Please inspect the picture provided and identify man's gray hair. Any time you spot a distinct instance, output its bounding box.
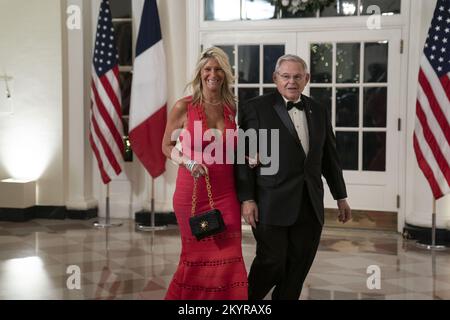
[274,54,308,73]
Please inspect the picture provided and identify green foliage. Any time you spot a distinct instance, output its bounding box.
[276,0,335,15]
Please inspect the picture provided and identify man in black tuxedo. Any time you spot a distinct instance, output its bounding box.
[236,54,351,300]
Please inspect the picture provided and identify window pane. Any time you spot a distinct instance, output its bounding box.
[110,0,131,18]
[310,87,332,116]
[336,88,359,127]
[217,45,236,75]
[243,0,276,20]
[113,21,132,66]
[205,0,241,21]
[310,43,332,83]
[238,45,260,83]
[263,87,277,95]
[364,42,388,83]
[336,43,360,83]
[238,88,260,105]
[363,132,386,171]
[336,132,358,170]
[320,0,358,17]
[360,0,401,15]
[263,45,285,83]
[278,0,316,18]
[119,72,132,116]
[363,87,387,128]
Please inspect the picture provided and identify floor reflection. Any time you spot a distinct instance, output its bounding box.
[0,219,449,300]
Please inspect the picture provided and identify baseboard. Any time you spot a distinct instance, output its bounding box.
[324,208,397,231]
[0,207,36,222]
[134,210,177,226]
[1,206,403,234]
[0,206,98,222]
[34,206,67,219]
[403,223,450,245]
[66,208,98,220]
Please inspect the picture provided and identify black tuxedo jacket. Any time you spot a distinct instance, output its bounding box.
[235,91,347,226]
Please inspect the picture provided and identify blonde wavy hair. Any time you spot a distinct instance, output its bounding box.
[187,47,236,108]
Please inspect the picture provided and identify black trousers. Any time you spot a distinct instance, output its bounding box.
[248,188,323,300]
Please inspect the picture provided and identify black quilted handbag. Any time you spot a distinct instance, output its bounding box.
[189,174,226,240]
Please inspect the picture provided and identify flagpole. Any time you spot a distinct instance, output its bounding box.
[136,177,167,232]
[416,198,446,250]
[129,0,168,232]
[94,183,123,228]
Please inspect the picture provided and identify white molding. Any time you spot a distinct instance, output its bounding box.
[396,1,413,233]
[65,0,97,211]
[201,30,297,44]
[200,16,407,32]
[187,0,200,82]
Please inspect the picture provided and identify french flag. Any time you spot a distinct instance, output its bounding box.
[129,0,167,178]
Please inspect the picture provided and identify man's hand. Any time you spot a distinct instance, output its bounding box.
[337,199,351,223]
[241,200,258,228]
[245,154,260,169]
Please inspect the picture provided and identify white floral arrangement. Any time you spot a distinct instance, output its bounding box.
[278,0,334,15]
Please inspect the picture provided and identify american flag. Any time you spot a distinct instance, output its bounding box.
[414,0,450,199]
[90,0,125,184]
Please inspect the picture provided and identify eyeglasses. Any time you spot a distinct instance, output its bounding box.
[277,73,306,82]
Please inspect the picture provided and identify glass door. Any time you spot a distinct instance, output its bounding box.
[298,29,402,211]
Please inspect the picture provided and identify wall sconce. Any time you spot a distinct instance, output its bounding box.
[0,178,36,209]
[0,74,13,114]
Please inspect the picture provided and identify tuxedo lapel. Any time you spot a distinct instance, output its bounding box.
[272,93,303,149]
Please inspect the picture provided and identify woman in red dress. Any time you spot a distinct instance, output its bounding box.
[161,47,248,300]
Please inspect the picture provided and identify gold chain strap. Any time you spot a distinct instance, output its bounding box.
[191,174,215,217]
[205,175,215,210]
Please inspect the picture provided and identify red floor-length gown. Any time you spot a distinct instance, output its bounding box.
[165,97,248,300]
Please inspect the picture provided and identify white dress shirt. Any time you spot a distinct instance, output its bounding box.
[282,96,309,155]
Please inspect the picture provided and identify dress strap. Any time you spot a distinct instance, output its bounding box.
[185,96,198,122]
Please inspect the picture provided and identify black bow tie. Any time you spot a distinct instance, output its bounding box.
[286,100,304,111]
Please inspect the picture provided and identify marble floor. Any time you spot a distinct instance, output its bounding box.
[0,218,449,300]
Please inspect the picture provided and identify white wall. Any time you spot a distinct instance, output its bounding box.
[0,0,63,205]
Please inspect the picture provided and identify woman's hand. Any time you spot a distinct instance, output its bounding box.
[191,163,209,178]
